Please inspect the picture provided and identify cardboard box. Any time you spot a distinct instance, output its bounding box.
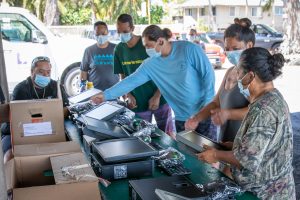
[5,141,101,200]
[51,152,98,184]
[10,99,65,146]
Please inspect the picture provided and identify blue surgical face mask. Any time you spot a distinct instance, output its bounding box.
[95,35,109,45]
[226,50,243,66]
[237,73,250,99]
[120,33,132,43]
[146,48,161,58]
[34,74,50,88]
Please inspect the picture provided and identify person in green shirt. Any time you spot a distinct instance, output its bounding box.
[114,14,173,135]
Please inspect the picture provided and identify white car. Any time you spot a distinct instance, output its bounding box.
[0,5,95,96]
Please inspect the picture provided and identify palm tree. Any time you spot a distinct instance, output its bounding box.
[263,0,300,55]
[208,0,217,32]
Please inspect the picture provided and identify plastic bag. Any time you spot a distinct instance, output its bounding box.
[68,100,95,115]
[196,177,244,200]
[152,147,186,167]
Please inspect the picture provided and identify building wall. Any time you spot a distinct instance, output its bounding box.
[183,5,283,32]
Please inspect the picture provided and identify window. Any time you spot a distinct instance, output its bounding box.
[251,7,258,17]
[187,8,192,16]
[201,7,205,16]
[255,25,269,36]
[212,6,216,16]
[275,6,283,15]
[229,7,235,16]
[0,13,41,42]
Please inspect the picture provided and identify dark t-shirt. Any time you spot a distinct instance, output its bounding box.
[80,42,119,91]
[12,76,69,106]
[114,37,167,112]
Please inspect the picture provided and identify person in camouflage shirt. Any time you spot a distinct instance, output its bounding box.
[198,47,295,200]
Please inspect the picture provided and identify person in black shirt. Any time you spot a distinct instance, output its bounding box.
[1,56,69,163]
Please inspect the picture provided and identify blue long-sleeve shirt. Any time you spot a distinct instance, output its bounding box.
[105,41,215,121]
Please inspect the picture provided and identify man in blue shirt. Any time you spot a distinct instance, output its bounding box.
[92,25,215,138]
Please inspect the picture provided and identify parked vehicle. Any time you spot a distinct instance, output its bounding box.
[0,5,95,96]
[182,33,226,69]
[207,24,283,52]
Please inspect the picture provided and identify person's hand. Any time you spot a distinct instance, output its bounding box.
[148,94,160,111]
[210,108,229,126]
[197,145,218,164]
[79,80,87,93]
[127,93,137,109]
[220,141,233,150]
[185,116,199,130]
[91,93,105,104]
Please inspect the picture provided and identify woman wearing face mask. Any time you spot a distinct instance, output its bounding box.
[80,21,119,92]
[92,25,215,137]
[185,19,255,143]
[198,47,296,199]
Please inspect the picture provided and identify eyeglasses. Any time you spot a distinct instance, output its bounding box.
[31,56,50,68]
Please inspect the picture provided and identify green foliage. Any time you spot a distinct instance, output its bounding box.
[151,5,165,24]
[59,2,92,25]
[197,18,210,32]
[135,5,165,24]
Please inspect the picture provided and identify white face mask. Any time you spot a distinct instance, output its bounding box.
[120,33,132,43]
[237,73,251,99]
[95,35,109,45]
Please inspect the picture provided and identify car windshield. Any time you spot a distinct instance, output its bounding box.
[262,24,278,34]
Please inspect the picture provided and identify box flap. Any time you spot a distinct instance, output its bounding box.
[13,141,81,157]
[10,99,65,146]
[0,103,9,123]
[5,159,16,190]
[13,182,101,200]
[50,152,98,184]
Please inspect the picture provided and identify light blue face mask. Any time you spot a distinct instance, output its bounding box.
[237,73,250,99]
[226,50,243,66]
[120,33,132,43]
[95,35,109,45]
[34,74,50,88]
[146,47,161,58]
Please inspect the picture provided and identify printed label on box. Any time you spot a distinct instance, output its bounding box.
[114,165,127,179]
[23,121,53,137]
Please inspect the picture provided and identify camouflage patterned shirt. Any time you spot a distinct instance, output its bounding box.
[232,89,296,200]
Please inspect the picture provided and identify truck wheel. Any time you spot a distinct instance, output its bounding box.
[61,63,81,97]
[271,43,281,54]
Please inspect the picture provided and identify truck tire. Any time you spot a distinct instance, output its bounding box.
[61,63,81,97]
[271,43,281,54]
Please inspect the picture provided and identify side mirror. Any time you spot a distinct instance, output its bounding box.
[32,30,48,44]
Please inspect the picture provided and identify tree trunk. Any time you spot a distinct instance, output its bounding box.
[43,0,60,25]
[281,0,300,56]
[208,0,217,32]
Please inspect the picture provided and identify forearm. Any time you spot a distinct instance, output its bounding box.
[80,71,88,81]
[194,101,218,122]
[226,107,248,121]
[215,150,241,169]
[104,70,149,100]
[153,89,161,98]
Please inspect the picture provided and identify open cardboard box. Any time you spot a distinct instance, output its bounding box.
[5,141,101,200]
[10,98,66,146]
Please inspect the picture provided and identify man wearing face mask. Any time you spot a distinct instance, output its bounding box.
[80,21,119,91]
[1,56,69,163]
[189,29,205,50]
[113,14,173,135]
